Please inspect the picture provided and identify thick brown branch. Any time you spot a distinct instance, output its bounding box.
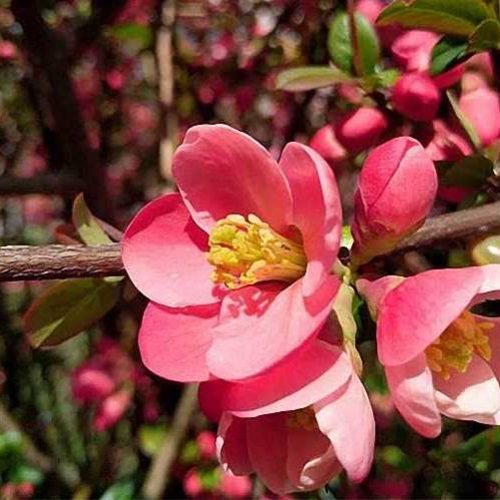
[0,244,124,281]
[0,201,498,281]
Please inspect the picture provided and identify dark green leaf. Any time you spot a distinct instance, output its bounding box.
[377,0,495,37]
[438,155,494,188]
[469,18,500,51]
[72,194,113,246]
[430,36,469,75]
[327,11,380,76]
[275,66,352,91]
[108,23,153,49]
[25,278,120,348]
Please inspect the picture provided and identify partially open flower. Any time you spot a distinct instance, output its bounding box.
[200,334,374,494]
[392,73,441,122]
[123,125,343,382]
[391,30,439,73]
[351,137,437,265]
[358,265,500,437]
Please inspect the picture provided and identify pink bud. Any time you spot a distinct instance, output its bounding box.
[93,390,131,431]
[459,87,500,147]
[334,107,388,154]
[352,137,437,264]
[184,469,204,497]
[0,41,17,60]
[195,430,217,460]
[391,30,438,72]
[219,472,252,498]
[71,366,115,404]
[355,0,384,25]
[309,125,346,168]
[392,73,441,122]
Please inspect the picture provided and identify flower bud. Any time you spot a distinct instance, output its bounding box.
[459,87,500,147]
[392,73,441,122]
[391,30,438,72]
[309,125,346,169]
[334,107,388,154]
[352,137,437,264]
[471,235,500,265]
[93,390,131,431]
[71,366,115,404]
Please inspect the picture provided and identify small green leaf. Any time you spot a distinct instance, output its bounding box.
[446,90,481,149]
[275,66,351,91]
[363,68,401,90]
[377,0,495,37]
[108,23,153,49]
[100,481,135,500]
[72,194,112,246]
[430,36,469,75]
[138,425,168,457]
[469,18,500,51]
[328,11,380,76]
[8,464,44,485]
[25,278,120,348]
[438,155,494,188]
[0,432,23,458]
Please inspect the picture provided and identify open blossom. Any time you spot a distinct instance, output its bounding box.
[358,265,500,437]
[199,336,375,494]
[351,137,437,264]
[122,125,343,382]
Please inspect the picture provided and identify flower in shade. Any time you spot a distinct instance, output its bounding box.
[199,333,375,494]
[358,265,500,437]
[122,124,343,382]
[351,137,437,265]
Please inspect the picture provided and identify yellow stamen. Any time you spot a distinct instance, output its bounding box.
[425,310,494,380]
[207,214,307,289]
[286,407,317,431]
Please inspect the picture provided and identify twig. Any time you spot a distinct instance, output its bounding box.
[141,384,198,499]
[0,174,83,197]
[0,201,497,281]
[0,401,53,472]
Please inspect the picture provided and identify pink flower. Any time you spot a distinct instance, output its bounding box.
[309,125,346,169]
[93,390,132,432]
[199,337,375,494]
[355,0,384,25]
[122,125,343,382]
[334,107,388,154]
[351,137,437,264]
[358,265,500,437]
[392,73,441,122]
[391,30,439,73]
[0,41,17,60]
[219,472,252,498]
[459,87,500,147]
[184,468,204,497]
[196,430,217,460]
[71,366,115,403]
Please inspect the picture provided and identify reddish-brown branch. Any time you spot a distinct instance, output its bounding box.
[0,201,498,282]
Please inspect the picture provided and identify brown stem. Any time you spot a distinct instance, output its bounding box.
[0,174,83,197]
[0,201,498,281]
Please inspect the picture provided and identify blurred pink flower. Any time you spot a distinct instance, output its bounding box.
[309,125,346,169]
[196,430,217,461]
[219,472,252,498]
[0,40,17,60]
[351,137,437,264]
[358,265,500,437]
[183,468,204,497]
[391,73,441,122]
[93,390,132,432]
[334,107,388,154]
[72,366,115,404]
[391,30,439,73]
[123,124,343,382]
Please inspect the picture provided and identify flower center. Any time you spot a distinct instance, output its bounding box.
[207,214,307,289]
[286,407,317,431]
[425,311,494,380]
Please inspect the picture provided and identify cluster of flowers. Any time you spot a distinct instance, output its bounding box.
[120,120,500,493]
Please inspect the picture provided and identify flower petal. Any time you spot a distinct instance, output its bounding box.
[279,143,342,296]
[246,413,293,495]
[173,124,293,234]
[314,375,375,482]
[198,341,352,419]
[207,277,340,380]
[139,302,218,382]
[434,354,500,424]
[217,413,254,476]
[122,193,223,308]
[385,354,441,438]
[378,267,484,366]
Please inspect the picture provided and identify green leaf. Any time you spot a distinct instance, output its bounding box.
[438,155,494,188]
[377,0,495,37]
[469,18,500,51]
[72,194,113,246]
[430,36,469,75]
[8,464,44,485]
[275,66,351,91]
[138,425,167,457]
[446,90,481,149]
[363,68,401,90]
[108,23,153,49]
[25,278,120,348]
[0,432,23,458]
[327,11,380,76]
[100,481,135,500]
